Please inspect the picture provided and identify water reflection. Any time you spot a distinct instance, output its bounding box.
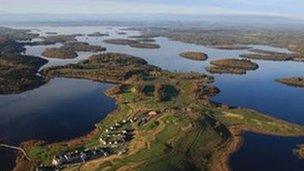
[0,78,116,144]
[2,26,303,171]
[231,133,304,171]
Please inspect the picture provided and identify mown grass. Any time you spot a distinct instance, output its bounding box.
[24,69,304,171]
[216,108,304,136]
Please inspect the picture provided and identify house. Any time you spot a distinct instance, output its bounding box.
[52,157,62,166]
[52,147,109,167]
[80,152,87,162]
[115,122,121,127]
[99,138,107,145]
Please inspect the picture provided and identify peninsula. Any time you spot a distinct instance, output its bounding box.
[13,53,304,171]
[63,41,106,52]
[42,41,106,59]
[0,53,48,94]
[42,47,78,59]
[240,49,293,61]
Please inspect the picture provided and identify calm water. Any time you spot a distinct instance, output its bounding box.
[0,78,116,170]
[231,133,304,171]
[0,26,303,170]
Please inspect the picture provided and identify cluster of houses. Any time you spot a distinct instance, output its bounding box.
[43,112,158,170]
[99,117,137,147]
[51,147,109,167]
[49,117,139,169]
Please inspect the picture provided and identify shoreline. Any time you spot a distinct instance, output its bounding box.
[1,27,304,170]
[12,89,304,171]
[211,126,244,171]
[215,123,304,171]
[9,53,304,170]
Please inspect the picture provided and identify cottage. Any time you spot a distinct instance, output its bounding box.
[103,151,109,156]
[52,147,109,167]
[52,157,62,166]
[115,122,122,127]
[99,138,107,145]
[80,152,87,162]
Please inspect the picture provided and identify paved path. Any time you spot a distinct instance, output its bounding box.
[0,143,31,161]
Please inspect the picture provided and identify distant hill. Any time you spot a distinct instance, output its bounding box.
[0,13,304,28]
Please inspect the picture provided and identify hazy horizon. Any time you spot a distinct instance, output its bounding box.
[1,0,304,20]
[1,13,303,29]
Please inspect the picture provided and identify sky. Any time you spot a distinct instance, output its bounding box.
[1,0,304,19]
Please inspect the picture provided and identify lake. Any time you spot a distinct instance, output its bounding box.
[0,26,303,170]
[230,133,304,171]
[0,78,116,170]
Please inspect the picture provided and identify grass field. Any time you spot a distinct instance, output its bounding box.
[16,56,304,171]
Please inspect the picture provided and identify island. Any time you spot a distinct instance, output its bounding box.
[128,35,159,39]
[42,47,78,59]
[207,58,259,74]
[140,27,304,62]
[63,41,106,52]
[136,38,156,43]
[45,32,57,35]
[103,39,139,45]
[103,39,160,49]
[117,32,127,35]
[71,33,85,37]
[40,35,77,45]
[129,43,160,49]
[87,32,109,37]
[13,53,304,171]
[179,51,208,61]
[0,53,48,94]
[275,77,304,87]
